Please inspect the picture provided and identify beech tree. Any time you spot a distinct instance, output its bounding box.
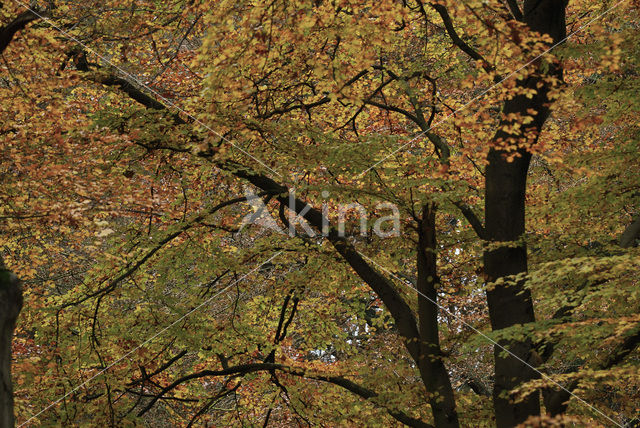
[1,6,39,426]
[1,0,639,427]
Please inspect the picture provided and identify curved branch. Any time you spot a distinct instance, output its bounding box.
[364,99,422,124]
[71,50,185,118]
[257,68,371,119]
[63,192,277,307]
[232,166,423,362]
[363,99,451,160]
[0,8,41,55]
[127,349,188,387]
[138,362,432,427]
[429,3,497,78]
[452,201,487,240]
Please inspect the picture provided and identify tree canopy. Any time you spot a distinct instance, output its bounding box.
[1,0,639,427]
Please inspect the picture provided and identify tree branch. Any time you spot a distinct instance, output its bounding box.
[363,99,451,160]
[504,0,524,21]
[127,349,188,387]
[416,203,459,425]
[257,68,370,119]
[231,166,423,361]
[62,192,277,307]
[138,362,433,427]
[71,50,184,117]
[364,99,422,125]
[619,215,640,248]
[452,202,487,240]
[0,8,41,55]
[543,323,640,416]
[429,3,498,79]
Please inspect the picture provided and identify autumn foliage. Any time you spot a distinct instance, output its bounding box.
[1,0,639,427]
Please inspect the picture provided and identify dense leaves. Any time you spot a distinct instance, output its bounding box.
[1,0,639,427]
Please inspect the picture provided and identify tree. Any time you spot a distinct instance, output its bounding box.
[0,260,22,428]
[2,0,639,427]
[1,5,41,426]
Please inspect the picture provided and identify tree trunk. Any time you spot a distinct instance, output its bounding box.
[0,258,22,428]
[484,1,567,426]
[484,149,540,427]
[619,215,640,248]
[417,203,459,428]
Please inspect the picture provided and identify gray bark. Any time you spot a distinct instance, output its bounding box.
[619,216,640,248]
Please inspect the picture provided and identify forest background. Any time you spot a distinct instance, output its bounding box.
[1,0,640,427]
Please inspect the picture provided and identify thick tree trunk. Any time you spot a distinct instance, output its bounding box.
[417,203,459,428]
[1,10,38,425]
[484,149,541,426]
[484,1,567,426]
[0,258,22,428]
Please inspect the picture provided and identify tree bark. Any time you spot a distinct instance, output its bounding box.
[0,9,39,55]
[234,169,459,426]
[619,215,640,248]
[417,203,459,428]
[0,258,22,428]
[483,1,567,426]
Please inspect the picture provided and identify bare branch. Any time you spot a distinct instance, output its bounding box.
[138,362,433,428]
